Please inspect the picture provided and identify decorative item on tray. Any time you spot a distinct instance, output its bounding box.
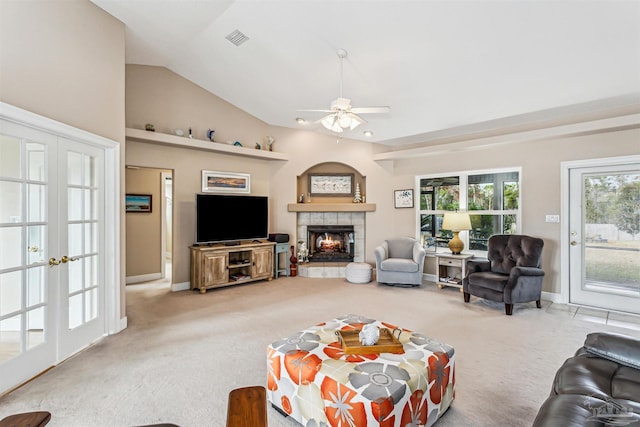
[206,128,215,141]
[359,323,379,345]
[336,327,404,355]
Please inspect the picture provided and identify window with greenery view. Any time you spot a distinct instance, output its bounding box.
[418,169,520,252]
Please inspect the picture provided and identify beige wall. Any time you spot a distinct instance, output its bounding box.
[125,168,170,278]
[124,66,638,299]
[0,0,126,317]
[0,0,125,143]
[393,128,640,294]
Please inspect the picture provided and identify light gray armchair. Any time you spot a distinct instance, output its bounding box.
[374,237,426,287]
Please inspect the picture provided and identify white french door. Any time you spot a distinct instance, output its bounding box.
[0,113,111,394]
[567,157,640,314]
[0,121,58,394]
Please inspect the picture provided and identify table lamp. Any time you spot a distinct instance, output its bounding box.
[442,212,471,254]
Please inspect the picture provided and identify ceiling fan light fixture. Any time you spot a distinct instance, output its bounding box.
[321,114,343,133]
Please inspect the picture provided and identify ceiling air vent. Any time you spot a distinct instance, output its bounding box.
[225,30,249,46]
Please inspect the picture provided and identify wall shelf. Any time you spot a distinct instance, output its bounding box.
[125,128,289,161]
[287,203,376,212]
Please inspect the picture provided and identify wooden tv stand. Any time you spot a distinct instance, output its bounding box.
[190,241,275,293]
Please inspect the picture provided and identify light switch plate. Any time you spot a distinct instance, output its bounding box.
[545,214,560,223]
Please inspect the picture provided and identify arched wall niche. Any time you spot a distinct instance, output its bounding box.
[296,161,366,203]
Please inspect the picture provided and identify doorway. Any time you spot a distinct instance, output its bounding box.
[563,156,640,314]
[125,167,173,287]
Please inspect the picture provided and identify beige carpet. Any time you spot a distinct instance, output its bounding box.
[1,277,638,426]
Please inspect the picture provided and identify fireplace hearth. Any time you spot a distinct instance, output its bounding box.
[307,225,354,263]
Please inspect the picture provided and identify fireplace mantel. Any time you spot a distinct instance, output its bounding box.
[287,203,376,212]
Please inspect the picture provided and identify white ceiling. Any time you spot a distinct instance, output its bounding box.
[91,0,640,146]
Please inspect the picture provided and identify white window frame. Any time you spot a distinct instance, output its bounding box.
[415,167,522,256]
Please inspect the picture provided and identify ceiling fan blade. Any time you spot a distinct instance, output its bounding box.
[351,106,391,114]
[297,109,335,113]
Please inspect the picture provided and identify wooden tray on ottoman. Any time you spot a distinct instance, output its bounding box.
[336,328,404,355]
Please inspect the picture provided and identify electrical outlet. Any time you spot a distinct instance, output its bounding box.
[545,214,560,223]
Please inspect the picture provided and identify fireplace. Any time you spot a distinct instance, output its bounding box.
[307,225,354,263]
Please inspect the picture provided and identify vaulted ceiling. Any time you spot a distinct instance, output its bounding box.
[91,0,640,146]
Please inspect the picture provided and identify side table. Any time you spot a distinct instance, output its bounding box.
[435,252,474,291]
[274,242,290,278]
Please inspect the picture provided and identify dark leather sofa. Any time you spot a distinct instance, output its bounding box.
[533,332,640,426]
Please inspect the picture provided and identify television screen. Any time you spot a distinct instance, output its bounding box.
[196,194,268,244]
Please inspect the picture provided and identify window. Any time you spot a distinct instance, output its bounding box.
[417,169,520,253]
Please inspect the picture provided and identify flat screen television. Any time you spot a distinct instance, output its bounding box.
[196,194,268,244]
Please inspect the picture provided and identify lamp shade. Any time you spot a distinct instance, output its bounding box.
[442,212,471,232]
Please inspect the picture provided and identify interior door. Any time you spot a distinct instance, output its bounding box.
[57,139,106,358]
[568,160,640,314]
[0,120,58,393]
[0,119,108,393]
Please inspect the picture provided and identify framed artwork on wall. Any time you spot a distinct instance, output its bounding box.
[394,189,414,208]
[309,173,355,196]
[202,170,251,193]
[125,194,152,213]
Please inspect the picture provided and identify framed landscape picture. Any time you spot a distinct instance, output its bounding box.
[125,194,152,213]
[202,170,251,193]
[309,173,354,196]
[394,189,414,208]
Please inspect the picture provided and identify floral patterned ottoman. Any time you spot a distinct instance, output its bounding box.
[266,315,455,427]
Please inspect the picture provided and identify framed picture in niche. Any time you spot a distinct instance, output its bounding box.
[309,173,354,196]
[202,170,251,194]
[394,189,414,208]
[125,194,152,213]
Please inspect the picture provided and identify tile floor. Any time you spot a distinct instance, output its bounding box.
[545,302,640,331]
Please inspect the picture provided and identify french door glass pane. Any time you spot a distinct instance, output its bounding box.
[26,225,45,265]
[26,143,45,182]
[68,294,82,330]
[583,173,640,293]
[26,267,45,306]
[27,184,46,222]
[68,188,83,221]
[68,259,82,294]
[26,307,45,351]
[0,181,22,222]
[0,315,21,360]
[0,270,22,316]
[67,152,83,186]
[0,136,21,179]
[85,256,98,287]
[0,227,22,270]
[68,224,83,257]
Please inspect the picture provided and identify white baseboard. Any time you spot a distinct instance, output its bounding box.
[126,273,162,284]
[171,281,190,292]
[119,316,128,332]
[541,291,564,303]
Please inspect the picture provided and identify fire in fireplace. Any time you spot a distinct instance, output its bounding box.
[307,225,354,262]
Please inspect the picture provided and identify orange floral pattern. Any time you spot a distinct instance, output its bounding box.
[267,348,281,391]
[428,352,451,405]
[284,350,322,385]
[321,377,367,427]
[400,389,427,426]
[266,316,455,427]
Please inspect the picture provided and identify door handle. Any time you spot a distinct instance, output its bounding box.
[49,257,60,267]
[61,255,79,263]
[570,241,579,246]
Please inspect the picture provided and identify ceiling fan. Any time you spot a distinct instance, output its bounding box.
[300,48,390,133]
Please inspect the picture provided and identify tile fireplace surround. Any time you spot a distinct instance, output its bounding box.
[296,211,365,278]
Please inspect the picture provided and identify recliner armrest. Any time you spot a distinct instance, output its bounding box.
[509,266,545,279]
[466,259,490,274]
[584,332,640,370]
